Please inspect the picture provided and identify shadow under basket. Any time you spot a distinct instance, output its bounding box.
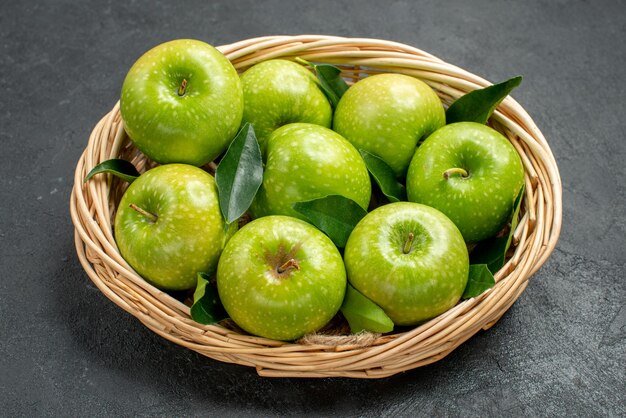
[70,35,562,378]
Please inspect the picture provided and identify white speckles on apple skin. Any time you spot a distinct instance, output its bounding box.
[333,73,445,177]
[406,122,525,242]
[114,164,226,290]
[240,60,332,153]
[120,39,243,166]
[250,123,371,220]
[344,202,469,326]
[216,216,347,341]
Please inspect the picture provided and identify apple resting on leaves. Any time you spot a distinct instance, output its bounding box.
[240,59,333,152]
[120,39,243,166]
[344,202,469,326]
[250,123,371,220]
[217,216,347,341]
[333,73,445,177]
[406,122,525,242]
[114,164,226,290]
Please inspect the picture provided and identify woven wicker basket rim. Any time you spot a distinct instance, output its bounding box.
[70,35,562,378]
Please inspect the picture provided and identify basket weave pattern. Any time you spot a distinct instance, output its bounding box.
[70,35,562,378]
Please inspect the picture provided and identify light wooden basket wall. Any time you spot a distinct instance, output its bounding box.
[70,35,562,378]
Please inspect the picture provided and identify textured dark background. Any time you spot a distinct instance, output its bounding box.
[1,0,625,416]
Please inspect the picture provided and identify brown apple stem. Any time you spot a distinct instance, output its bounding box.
[178,78,188,96]
[443,167,469,180]
[277,258,300,274]
[403,232,415,254]
[129,203,158,223]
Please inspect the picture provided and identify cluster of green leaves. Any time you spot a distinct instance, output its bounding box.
[84,63,524,332]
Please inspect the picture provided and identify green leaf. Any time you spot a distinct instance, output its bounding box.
[359,150,407,202]
[292,195,367,248]
[341,284,394,334]
[471,235,508,274]
[215,123,264,224]
[190,273,228,325]
[84,159,139,183]
[296,58,349,108]
[462,264,496,299]
[470,185,525,273]
[446,76,523,125]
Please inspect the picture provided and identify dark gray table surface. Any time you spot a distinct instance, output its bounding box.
[1,0,624,416]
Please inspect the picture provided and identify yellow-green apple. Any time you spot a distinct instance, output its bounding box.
[333,73,445,177]
[343,202,469,325]
[240,59,332,152]
[251,123,371,220]
[120,39,243,166]
[406,122,525,242]
[114,164,226,290]
[217,215,346,341]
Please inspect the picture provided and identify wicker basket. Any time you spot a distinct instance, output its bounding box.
[70,35,562,378]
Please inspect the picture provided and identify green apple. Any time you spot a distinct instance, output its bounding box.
[250,123,371,220]
[217,216,346,341]
[333,73,445,177]
[344,202,469,325]
[406,122,525,242]
[240,59,332,152]
[114,164,226,290]
[120,39,243,166]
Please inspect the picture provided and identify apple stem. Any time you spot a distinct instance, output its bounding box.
[178,78,188,96]
[277,258,300,274]
[129,203,158,223]
[443,167,469,179]
[403,232,415,254]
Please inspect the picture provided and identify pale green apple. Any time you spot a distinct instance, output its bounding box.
[240,59,332,152]
[120,39,243,166]
[344,202,469,325]
[217,216,346,341]
[114,164,226,290]
[333,73,445,177]
[406,122,525,242]
[250,123,371,219]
